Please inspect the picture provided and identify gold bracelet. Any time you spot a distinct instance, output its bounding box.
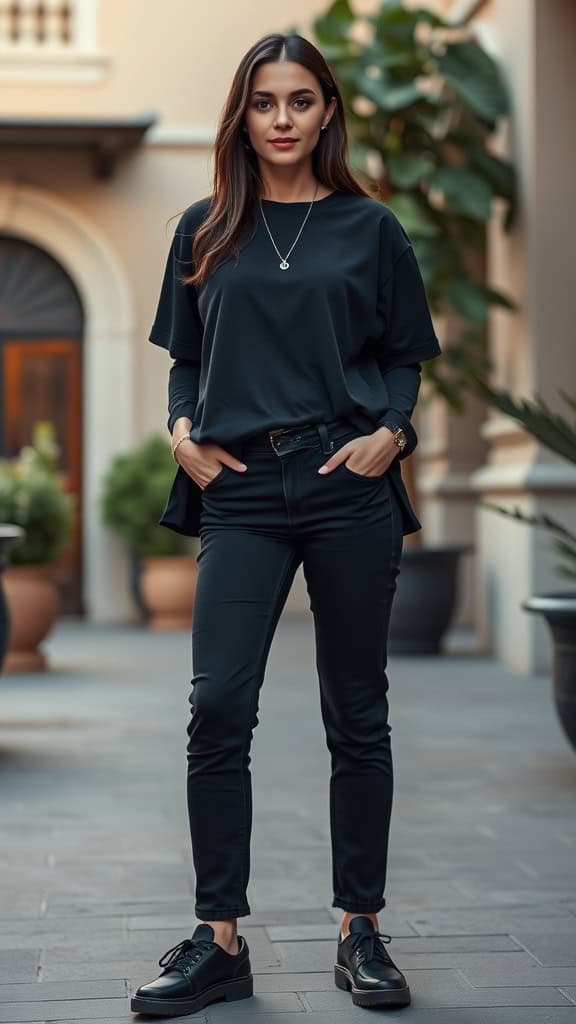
[171,432,192,461]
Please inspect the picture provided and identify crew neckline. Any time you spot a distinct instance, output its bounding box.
[260,189,340,206]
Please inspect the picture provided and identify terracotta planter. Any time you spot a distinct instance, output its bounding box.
[139,554,198,630]
[3,563,60,672]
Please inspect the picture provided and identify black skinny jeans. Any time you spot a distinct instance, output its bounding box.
[186,418,404,920]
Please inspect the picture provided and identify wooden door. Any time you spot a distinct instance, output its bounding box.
[2,338,83,615]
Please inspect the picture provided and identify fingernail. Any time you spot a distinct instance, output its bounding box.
[318,466,327,474]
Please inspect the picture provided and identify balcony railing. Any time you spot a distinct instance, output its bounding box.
[0,1,75,49]
[0,0,107,81]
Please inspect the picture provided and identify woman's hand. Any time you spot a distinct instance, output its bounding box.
[173,438,247,490]
[318,427,399,477]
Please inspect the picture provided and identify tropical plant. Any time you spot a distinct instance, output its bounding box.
[100,435,190,558]
[472,379,576,581]
[0,422,75,565]
[302,0,518,412]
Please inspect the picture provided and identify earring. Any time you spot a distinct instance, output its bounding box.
[321,124,328,131]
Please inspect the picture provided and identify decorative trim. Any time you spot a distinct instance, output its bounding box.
[419,472,479,497]
[0,179,136,623]
[0,50,110,83]
[146,125,216,148]
[480,415,530,443]
[469,462,576,494]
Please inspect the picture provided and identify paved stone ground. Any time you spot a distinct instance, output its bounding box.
[1,618,576,1023]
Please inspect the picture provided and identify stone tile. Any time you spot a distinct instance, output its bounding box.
[250,971,333,992]
[2,622,576,1024]
[408,906,576,936]
[304,975,573,1010]
[456,956,576,988]
[265,919,417,942]
[510,930,576,966]
[41,961,157,983]
[203,1012,576,1024]
[206,992,303,1018]
[0,1000,126,1022]
[0,981,125,1001]
[0,950,41,983]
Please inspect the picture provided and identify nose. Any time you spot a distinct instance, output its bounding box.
[274,107,293,128]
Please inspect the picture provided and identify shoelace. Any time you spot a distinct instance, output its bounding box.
[158,937,215,973]
[346,930,393,966]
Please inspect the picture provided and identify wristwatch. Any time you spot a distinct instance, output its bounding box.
[385,422,408,454]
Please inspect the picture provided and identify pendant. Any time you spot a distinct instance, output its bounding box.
[279,259,289,270]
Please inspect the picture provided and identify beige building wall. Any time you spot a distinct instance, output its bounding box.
[0,0,340,621]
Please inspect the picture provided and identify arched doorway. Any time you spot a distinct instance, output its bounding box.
[0,235,84,614]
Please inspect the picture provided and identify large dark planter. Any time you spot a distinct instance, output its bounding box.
[0,525,25,673]
[388,544,474,655]
[522,593,576,752]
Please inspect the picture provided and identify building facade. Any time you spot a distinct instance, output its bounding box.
[1,0,575,672]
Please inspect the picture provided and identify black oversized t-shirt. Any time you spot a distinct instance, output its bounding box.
[148,190,441,450]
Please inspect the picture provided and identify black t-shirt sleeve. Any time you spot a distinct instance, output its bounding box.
[148,210,204,361]
[377,214,442,373]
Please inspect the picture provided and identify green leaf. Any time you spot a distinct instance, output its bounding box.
[466,143,516,201]
[371,0,445,48]
[443,276,491,322]
[437,41,510,122]
[386,151,435,187]
[472,382,576,465]
[356,73,424,111]
[312,0,355,44]
[384,193,440,237]
[429,165,493,221]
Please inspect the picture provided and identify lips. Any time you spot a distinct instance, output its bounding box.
[270,138,298,144]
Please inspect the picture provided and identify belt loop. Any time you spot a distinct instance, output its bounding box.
[317,422,334,455]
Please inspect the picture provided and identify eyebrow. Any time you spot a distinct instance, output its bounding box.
[251,88,317,98]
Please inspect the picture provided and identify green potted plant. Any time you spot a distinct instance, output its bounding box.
[473,380,576,752]
[100,435,197,630]
[303,0,517,653]
[0,422,75,672]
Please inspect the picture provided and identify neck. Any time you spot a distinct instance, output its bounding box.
[258,166,321,203]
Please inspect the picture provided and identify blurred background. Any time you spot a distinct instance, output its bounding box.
[0,0,575,681]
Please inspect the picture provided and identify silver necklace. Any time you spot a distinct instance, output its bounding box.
[258,181,320,270]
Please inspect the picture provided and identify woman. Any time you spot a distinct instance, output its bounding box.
[131,31,441,1018]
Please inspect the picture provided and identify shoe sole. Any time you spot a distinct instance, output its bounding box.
[334,964,411,1008]
[130,973,254,1017]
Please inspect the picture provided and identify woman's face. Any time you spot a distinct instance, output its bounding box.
[244,60,336,169]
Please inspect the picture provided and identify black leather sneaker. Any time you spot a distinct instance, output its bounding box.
[334,915,411,1008]
[130,923,253,1017]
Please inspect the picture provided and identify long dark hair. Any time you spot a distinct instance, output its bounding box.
[182,32,372,287]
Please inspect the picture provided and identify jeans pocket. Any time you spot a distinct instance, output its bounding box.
[203,464,228,491]
[330,432,386,482]
[340,461,386,482]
